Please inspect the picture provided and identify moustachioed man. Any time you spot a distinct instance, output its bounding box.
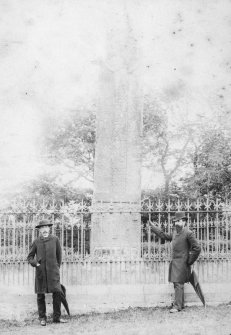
[27,219,67,326]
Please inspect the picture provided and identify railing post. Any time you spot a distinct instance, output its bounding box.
[148,199,151,259]
[81,199,84,259]
[225,199,229,256]
[12,220,14,261]
[206,198,210,259]
[52,209,55,236]
[3,216,6,262]
[23,214,26,261]
[141,199,144,258]
[71,216,74,262]
[0,217,2,262]
[186,199,190,228]
[61,213,64,262]
[196,198,201,253]
[215,199,219,256]
[157,199,161,261]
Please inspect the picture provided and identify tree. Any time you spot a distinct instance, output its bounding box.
[42,97,194,196]
[19,172,93,203]
[143,96,193,194]
[40,97,231,200]
[181,127,231,199]
[42,110,96,183]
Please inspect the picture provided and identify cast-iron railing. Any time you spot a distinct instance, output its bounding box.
[0,198,231,262]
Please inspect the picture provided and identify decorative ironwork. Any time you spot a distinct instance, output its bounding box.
[0,197,231,262]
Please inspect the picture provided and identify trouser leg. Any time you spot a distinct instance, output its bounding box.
[53,291,61,321]
[173,282,184,310]
[37,294,46,320]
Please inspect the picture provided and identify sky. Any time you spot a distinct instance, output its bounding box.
[0,0,231,196]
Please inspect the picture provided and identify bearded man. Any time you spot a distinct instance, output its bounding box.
[150,212,201,313]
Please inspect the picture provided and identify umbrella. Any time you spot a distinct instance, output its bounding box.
[60,284,70,316]
[189,270,206,306]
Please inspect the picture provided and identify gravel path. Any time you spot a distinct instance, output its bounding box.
[1,304,230,335]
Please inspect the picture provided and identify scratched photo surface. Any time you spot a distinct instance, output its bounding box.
[0,1,231,334]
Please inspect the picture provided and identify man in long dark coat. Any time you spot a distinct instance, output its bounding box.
[27,219,67,326]
[150,211,201,313]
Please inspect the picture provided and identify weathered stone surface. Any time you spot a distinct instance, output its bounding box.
[91,14,143,257]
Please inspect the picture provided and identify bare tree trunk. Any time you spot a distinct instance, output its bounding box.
[164,177,170,194]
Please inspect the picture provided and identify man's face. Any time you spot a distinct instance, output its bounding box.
[175,219,185,228]
[39,225,50,238]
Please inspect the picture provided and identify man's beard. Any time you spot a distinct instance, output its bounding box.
[175,223,184,228]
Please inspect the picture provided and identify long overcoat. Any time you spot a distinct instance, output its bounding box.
[27,235,62,294]
[151,225,201,283]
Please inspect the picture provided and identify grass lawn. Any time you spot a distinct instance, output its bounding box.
[1,304,230,335]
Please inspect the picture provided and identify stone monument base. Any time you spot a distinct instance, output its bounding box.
[91,201,141,259]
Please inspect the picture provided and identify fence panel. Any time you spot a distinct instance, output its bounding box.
[141,198,231,261]
[0,198,231,286]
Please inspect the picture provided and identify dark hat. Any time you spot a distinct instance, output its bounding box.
[35,219,53,229]
[172,211,188,222]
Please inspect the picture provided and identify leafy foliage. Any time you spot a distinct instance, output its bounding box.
[43,110,96,182]
[24,100,231,201]
[181,128,231,199]
[143,96,193,194]
[20,172,93,203]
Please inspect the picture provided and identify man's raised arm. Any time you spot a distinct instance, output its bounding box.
[149,221,172,241]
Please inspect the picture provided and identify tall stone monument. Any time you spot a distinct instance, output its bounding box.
[91,12,143,258]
